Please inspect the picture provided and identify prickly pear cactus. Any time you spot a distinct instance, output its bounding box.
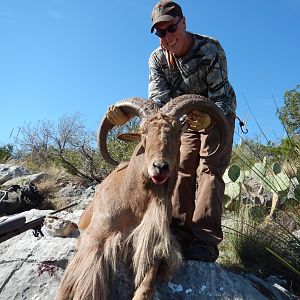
[264,162,291,219]
[223,164,243,209]
[263,169,290,194]
[223,164,244,184]
[228,164,241,182]
[225,181,240,200]
[251,157,267,180]
[272,162,281,175]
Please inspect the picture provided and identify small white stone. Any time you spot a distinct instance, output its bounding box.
[168,282,184,293]
[200,285,207,291]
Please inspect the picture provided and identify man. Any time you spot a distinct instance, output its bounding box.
[107,0,236,262]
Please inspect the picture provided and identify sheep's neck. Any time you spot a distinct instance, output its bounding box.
[121,165,175,222]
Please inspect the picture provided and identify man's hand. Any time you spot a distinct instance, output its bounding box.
[106,105,130,126]
[187,109,212,131]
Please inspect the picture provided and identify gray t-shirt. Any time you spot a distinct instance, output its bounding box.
[148,33,236,115]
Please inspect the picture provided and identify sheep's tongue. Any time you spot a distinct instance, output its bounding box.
[151,175,167,184]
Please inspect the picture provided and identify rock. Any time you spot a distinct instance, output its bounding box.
[44,216,78,237]
[287,177,299,200]
[0,209,78,300]
[0,164,30,185]
[293,229,300,240]
[2,172,46,187]
[0,209,297,300]
[55,184,86,198]
[155,262,294,299]
[243,176,264,195]
[76,185,95,209]
[53,185,95,211]
[109,261,296,300]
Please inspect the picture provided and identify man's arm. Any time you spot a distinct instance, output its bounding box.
[148,50,172,107]
[205,43,236,116]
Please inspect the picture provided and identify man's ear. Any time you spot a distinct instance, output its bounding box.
[117,133,141,142]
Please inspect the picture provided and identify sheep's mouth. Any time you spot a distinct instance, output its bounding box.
[151,175,168,184]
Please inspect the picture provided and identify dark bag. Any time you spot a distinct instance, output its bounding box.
[0,183,43,215]
[20,183,43,210]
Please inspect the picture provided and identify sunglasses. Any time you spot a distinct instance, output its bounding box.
[154,18,182,38]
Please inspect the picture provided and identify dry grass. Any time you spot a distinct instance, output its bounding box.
[220,204,300,296]
[45,196,74,210]
[1,158,82,210]
[33,167,80,210]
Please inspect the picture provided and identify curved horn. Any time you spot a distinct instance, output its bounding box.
[98,97,159,166]
[162,94,231,158]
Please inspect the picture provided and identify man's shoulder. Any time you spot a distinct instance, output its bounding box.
[191,33,225,58]
[149,46,167,66]
[193,33,223,49]
[149,46,164,59]
[193,33,218,42]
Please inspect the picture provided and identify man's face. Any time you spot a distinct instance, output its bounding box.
[155,16,187,57]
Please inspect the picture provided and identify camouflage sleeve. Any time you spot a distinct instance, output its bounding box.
[206,43,236,115]
[148,51,171,108]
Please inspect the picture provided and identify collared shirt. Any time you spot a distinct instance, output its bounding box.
[148,33,236,115]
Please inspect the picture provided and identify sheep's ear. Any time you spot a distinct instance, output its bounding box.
[117,133,141,142]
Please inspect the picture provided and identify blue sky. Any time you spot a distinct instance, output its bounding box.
[1,0,299,147]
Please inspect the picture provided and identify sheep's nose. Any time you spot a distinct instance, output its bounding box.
[153,161,169,172]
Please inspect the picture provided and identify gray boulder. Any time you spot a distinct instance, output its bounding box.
[2,172,46,187]
[0,164,30,185]
[154,262,294,299]
[0,209,297,300]
[54,185,95,210]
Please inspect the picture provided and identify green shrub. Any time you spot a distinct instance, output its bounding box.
[0,144,13,163]
[223,205,300,296]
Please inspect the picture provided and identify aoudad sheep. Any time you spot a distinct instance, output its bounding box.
[56,94,230,300]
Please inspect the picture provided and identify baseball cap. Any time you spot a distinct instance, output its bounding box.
[151,1,183,33]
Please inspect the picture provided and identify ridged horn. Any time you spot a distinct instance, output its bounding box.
[98,97,159,166]
[162,94,231,158]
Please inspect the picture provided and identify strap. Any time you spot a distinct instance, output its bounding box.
[232,113,248,134]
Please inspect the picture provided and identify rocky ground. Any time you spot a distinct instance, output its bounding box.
[0,163,298,299]
[1,209,296,300]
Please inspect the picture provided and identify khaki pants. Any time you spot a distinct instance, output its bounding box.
[171,116,235,259]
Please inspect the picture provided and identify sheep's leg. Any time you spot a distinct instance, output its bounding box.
[57,223,123,300]
[132,264,159,300]
[78,199,95,229]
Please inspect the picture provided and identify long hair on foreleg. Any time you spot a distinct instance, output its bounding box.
[56,231,122,300]
[125,199,182,287]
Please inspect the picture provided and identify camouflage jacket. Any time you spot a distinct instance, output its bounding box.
[148,33,236,115]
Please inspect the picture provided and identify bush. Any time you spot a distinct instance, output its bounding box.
[0,144,13,163]
[13,114,141,183]
[222,204,300,296]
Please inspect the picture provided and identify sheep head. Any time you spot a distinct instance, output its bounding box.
[98,94,230,166]
[140,112,182,184]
